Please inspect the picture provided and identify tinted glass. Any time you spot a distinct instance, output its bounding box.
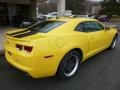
[28,21,65,33]
[83,21,104,32]
[75,21,104,32]
[75,23,84,31]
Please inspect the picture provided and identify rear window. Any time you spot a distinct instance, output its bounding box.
[28,21,65,33]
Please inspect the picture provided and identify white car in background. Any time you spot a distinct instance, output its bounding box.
[43,11,72,19]
[44,12,58,19]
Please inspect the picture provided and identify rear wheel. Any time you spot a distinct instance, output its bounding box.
[57,50,81,80]
[108,36,117,49]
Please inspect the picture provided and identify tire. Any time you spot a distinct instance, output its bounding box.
[108,36,117,49]
[57,50,81,80]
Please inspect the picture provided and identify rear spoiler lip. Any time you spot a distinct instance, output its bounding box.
[6,32,47,42]
[6,34,31,42]
[6,29,30,36]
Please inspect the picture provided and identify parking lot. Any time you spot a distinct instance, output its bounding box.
[0,33,119,90]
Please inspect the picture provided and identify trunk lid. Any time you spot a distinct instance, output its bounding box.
[6,29,46,41]
[6,29,46,50]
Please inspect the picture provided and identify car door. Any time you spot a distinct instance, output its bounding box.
[82,21,107,55]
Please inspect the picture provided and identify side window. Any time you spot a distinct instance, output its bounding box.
[92,22,105,30]
[75,21,104,32]
[75,23,84,31]
[83,21,104,32]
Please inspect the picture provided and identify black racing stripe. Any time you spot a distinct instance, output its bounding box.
[7,29,30,35]
[12,31,38,38]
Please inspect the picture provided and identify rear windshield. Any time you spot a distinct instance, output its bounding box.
[28,21,65,33]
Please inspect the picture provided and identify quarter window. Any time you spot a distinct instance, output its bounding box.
[28,21,65,33]
[75,21,104,32]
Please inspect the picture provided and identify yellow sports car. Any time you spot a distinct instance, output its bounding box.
[5,17,118,79]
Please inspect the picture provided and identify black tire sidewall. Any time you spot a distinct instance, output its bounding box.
[57,50,81,80]
[108,36,117,49]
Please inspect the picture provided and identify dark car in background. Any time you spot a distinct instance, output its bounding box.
[11,15,35,28]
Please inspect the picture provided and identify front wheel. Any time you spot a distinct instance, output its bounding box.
[108,36,117,49]
[57,50,81,80]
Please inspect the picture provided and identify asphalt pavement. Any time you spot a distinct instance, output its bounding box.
[0,34,120,90]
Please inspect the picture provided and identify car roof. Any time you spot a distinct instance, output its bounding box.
[49,17,98,22]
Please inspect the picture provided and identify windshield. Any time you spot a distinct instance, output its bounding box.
[28,21,65,33]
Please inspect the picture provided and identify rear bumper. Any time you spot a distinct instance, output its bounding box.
[5,51,36,78]
[5,50,60,78]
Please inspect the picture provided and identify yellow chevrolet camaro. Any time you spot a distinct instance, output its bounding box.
[5,17,118,79]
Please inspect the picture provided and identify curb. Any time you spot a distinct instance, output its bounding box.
[0,50,4,56]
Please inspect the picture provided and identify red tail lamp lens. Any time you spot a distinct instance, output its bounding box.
[24,46,33,52]
[16,44,22,50]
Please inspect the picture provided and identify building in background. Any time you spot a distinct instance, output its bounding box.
[0,0,37,26]
[0,0,102,26]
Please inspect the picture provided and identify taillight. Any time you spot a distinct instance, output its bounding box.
[24,46,33,52]
[16,44,33,53]
[16,44,22,50]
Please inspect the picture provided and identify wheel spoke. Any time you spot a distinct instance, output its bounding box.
[64,55,79,77]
